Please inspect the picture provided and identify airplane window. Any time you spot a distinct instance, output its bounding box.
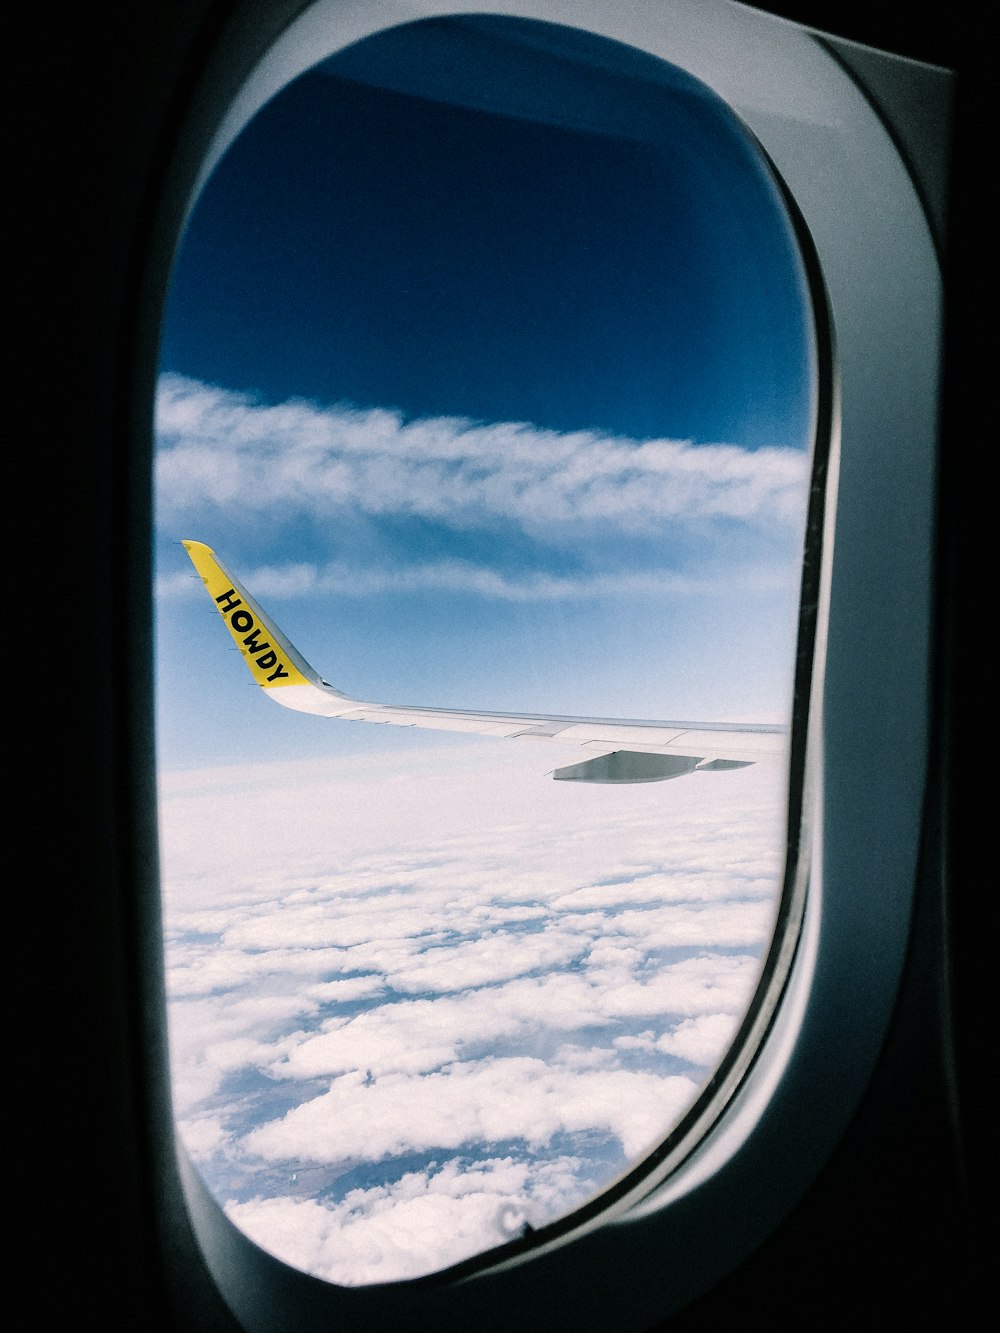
[155,14,816,1284]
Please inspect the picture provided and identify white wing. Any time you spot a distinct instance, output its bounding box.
[183,540,787,783]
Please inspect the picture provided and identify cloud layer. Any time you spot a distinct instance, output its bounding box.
[162,749,785,1282]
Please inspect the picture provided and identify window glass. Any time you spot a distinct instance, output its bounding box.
[156,14,815,1284]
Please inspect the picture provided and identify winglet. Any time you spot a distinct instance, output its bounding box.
[183,540,319,691]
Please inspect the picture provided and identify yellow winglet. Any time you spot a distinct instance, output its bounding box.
[183,540,314,689]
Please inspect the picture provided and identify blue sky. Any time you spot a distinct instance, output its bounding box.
[155,14,813,1282]
[155,14,813,771]
[160,15,810,445]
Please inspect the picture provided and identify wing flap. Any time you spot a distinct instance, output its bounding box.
[553,752,702,784]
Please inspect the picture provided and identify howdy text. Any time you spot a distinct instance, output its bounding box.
[215,588,291,683]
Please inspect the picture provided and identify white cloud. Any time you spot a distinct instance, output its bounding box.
[306,975,386,1005]
[263,951,760,1087]
[610,1013,746,1069]
[163,751,787,1282]
[591,953,762,1021]
[244,1057,698,1165]
[227,1154,588,1285]
[156,374,808,539]
[158,744,785,902]
[165,941,352,998]
[179,1115,230,1160]
[387,926,589,994]
[656,1012,742,1065]
[607,900,774,949]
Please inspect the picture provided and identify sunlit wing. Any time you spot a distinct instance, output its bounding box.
[183,540,787,783]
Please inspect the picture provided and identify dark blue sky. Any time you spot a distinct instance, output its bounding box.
[161,15,812,449]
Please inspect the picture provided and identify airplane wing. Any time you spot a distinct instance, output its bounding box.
[182,540,787,783]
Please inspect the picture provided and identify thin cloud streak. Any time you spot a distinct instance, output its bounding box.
[157,554,796,603]
[156,374,809,533]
